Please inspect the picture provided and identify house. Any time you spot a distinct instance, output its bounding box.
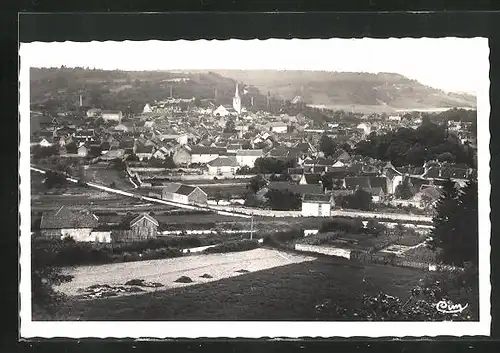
[112,213,159,243]
[213,105,238,117]
[39,206,99,241]
[74,129,96,143]
[143,103,153,114]
[114,123,131,132]
[134,143,154,161]
[301,193,332,217]
[267,182,323,197]
[86,108,102,118]
[102,110,123,122]
[77,143,88,157]
[172,145,192,166]
[39,138,53,147]
[207,157,240,176]
[190,146,226,165]
[382,166,404,194]
[299,173,323,186]
[161,183,208,205]
[152,147,171,160]
[267,122,288,134]
[412,186,442,209]
[101,148,126,161]
[235,149,263,168]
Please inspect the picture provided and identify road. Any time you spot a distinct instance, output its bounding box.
[30,165,433,223]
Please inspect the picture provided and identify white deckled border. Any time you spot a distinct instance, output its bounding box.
[19,38,491,338]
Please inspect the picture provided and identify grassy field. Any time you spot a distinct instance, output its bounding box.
[41,249,430,321]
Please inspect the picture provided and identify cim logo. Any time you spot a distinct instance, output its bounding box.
[436,300,469,314]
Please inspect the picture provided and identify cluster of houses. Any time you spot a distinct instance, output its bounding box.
[38,206,159,243]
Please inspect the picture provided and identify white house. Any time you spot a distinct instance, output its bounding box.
[235,149,263,168]
[86,108,102,118]
[207,157,240,176]
[77,144,88,157]
[301,194,332,217]
[102,110,123,122]
[143,103,153,113]
[268,122,288,134]
[213,105,231,117]
[388,115,402,122]
[162,183,208,205]
[39,138,53,147]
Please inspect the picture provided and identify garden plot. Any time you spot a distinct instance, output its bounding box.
[57,248,316,298]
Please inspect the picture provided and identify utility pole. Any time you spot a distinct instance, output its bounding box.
[250,214,254,240]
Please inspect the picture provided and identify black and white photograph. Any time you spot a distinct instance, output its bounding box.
[19,38,490,338]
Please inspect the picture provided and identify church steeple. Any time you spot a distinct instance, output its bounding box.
[232,82,241,115]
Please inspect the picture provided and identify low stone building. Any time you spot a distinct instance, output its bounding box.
[39,206,99,241]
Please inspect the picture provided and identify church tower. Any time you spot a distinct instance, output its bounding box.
[232,83,242,116]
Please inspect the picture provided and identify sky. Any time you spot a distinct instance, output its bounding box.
[20,38,488,94]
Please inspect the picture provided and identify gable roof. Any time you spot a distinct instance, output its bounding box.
[302,193,330,203]
[268,182,323,195]
[207,157,239,167]
[130,213,159,228]
[302,173,322,185]
[190,146,226,155]
[345,177,371,189]
[236,149,263,157]
[40,206,99,229]
[369,177,388,193]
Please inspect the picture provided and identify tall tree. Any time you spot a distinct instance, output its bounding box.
[452,180,479,267]
[429,179,461,265]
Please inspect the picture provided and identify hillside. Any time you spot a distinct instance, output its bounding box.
[29,67,265,114]
[195,70,476,113]
[29,68,476,114]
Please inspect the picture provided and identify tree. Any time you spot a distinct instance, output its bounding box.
[430,180,478,267]
[44,171,67,189]
[321,175,334,191]
[341,189,373,211]
[265,189,302,211]
[394,178,416,200]
[247,175,267,194]
[429,179,469,266]
[224,120,237,133]
[214,191,223,205]
[319,134,338,157]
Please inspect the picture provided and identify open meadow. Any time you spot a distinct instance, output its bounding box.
[41,248,433,321]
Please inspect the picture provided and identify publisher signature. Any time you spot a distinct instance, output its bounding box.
[436,300,469,314]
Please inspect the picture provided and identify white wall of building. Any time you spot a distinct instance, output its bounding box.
[301,202,331,217]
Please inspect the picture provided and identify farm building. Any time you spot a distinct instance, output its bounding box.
[301,193,332,217]
[39,206,100,241]
[112,213,159,243]
[161,183,208,205]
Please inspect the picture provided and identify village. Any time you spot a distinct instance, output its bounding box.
[29,73,479,322]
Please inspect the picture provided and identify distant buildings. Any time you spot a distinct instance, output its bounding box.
[102,110,123,123]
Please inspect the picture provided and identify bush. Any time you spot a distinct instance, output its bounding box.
[203,240,259,254]
[263,229,304,248]
[319,218,364,233]
[32,238,182,267]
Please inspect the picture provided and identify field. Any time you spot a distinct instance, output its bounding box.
[42,248,430,321]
